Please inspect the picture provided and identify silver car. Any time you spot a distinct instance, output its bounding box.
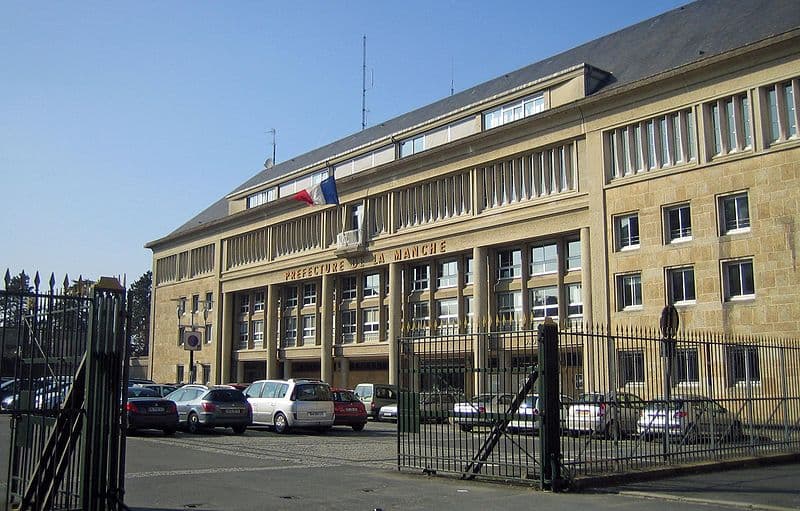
[245,379,334,434]
[165,384,251,434]
[637,395,744,443]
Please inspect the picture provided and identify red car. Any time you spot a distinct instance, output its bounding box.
[332,388,367,431]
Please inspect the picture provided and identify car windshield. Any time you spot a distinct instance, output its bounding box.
[128,387,159,398]
[294,384,331,401]
[206,389,246,402]
[332,390,356,402]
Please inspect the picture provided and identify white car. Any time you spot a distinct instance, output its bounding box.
[378,403,398,422]
[507,394,573,434]
[565,391,644,439]
[452,393,513,432]
[245,379,334,434]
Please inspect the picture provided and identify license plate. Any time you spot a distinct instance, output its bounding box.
[224,408,241,414]
[308,411,323,416]
[148,407,164,413]
[346,407,357,412]
[578,410,590,415]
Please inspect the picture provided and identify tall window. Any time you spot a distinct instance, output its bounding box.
[410,302,429,336]
[464,296,474,333]
[464,256,474,285]
[615,214,640,250]
[530,286,558,324]
[437,260,458,289]
[496,291,522,331]
[341,310,356,343]
[412,265,429,291]
[674,348,699,384]
[176,365,185,384]
[531,243,558,276]
[726,345,760,385]
[282,317,297,347]
[303,283,317,306]
[284,287,298,308]
[667,266,696,304]
[302,315,316,342]
[765,78,798,145]
[252,320,264,348]
[566,283,583,327]
[719,192,750,234]
[722,259,755,301]
[238,321,249,349]
[566,239,581,271]
[341,276,357,300]
[664,204,692,243]
[363,273,380,298]
[204,324,213,344]
[191,294,199,313]
[437,299,459,335]
[239,295,249,314]
[497,249,521,280]
[617,273,642,310]
[205,292,213,311]
[363,307,380,338]
[618,350,645,385]
[254,291,265,312]
[708,93,752,156]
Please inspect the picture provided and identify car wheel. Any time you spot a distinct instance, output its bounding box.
[232,425,247,435]
[163,427,176,436]
[274,412,289,434]
[187,412,201,434]
[352,424,365,432]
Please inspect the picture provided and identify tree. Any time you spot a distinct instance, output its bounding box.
[0,271,33,327]
[128,271,152,357]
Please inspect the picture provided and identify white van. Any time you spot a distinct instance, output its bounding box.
[354,383,397,419]
[244,379,334,434]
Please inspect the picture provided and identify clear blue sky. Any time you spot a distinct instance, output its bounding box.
[1,0,688,286]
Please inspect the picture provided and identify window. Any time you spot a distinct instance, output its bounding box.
[349,203,364,231]
[464,296,474,333]
[410,302,430,336]
[726,345,761,385]
[483,93,545,129]
[530,286,558,324]
[312,170,329,184]
[531,243,558,275]
[618,350,645,385]
[341,276,357,300]
[302,315,316,341]
[399,134,425,157]
[464,256,474,285]
[205,292,213,311]
[363,273,380,298]
[674,348,699,384]
[765,78,798,144]
[200,364,211,385]
[363,307,380,338]
[496,291,522,330]
[667,266,696,304]
[204,324,213,344]
[437,299,459,335]
[719,192,750,234]
[615,214,640,250]
[664,204,692,243]
[566,239,581,271]
[178,297,187,316]
[238,321,249,349]
[722,259,755,301]
[252,320,264,348]
[239,294,249,314]
[176,365,185,384]
[707,93,752,156]
[341,310,356,343]
[617,273,642,310]
[437,260,458,289]
[412,265,429,291]
[246,187,276,208]
[303,284,316,306]
[282,317,297,347]
[497,249,521,280]
[191,294,199,313]
[566,283,583,327]
[284,287,298,308]
[254,291,265,312]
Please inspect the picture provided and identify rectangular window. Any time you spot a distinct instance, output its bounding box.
[566,239,581,271]
[464,256,474,285]
[410,302,430,337]
[363,273,380,298]
[464,295,474,333]
[341,276,357,300]
[238,321,249,349]
[767,79,798,142]
[239,295,249,314]
[483,93,545,130]
[619,350,645,385]
[205,292,213,311]
[282,316,297,347]
[667,266,696,304]
[726,345,761,385]
[719,192,750,234]
[437,260,458,289]
[615,213,640,250]
[252,320,264,348]
[497,249,522,280]
[617,273,643,310]
[363,307,380,338]
[664,204,692,243]
[530,286,558,324]
[246,187,276,208]
[176,365,185,384]
[341,310,356,343]
[707,93,752,157]
[254,291,265,312]
[302,315,316,341]
[412,265,429,291]
[723,259,755,301]
[531,243,558,275]
[496,291,522,331]
[284,287,298,308]
[204,324,213,344]
[437,299,459,335]
[303,283,316,306]
[400,135,425,157]
[191,294,199,313]
[566,283,583,327]
[674,348,699,384]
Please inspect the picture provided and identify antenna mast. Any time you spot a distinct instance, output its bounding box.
[361,35,367,130]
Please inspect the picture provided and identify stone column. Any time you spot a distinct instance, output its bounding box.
[473,246,489,395]
[337,358,350,388]
[388,262,402,386]
[283,360,292,379]
[580,227,593,326]
[220,292,233,384]
[265,284,279,379]
[320,274,334,384]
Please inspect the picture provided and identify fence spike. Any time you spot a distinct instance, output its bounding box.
[49,273,56,294]
[34,271,41,292]
[3,269,9,289]
[63,274,70,291]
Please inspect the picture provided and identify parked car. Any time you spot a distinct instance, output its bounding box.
[637,395,744,443]
[452,393,514,432]
[419,392,459,424]
[165,384,251,434]
[507,394,573,434]
[136,383,181,397]
[331,388,368,431]
[129,378,156,385]
[354,383,397,420]
[245,379,334,434]
[565,391,645,439]
[126,386,178,436]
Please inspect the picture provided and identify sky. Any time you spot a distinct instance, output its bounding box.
[1,0,689,287]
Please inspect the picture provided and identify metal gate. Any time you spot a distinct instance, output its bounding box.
[0,271,130,510]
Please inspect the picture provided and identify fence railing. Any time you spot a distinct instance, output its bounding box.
[396,324,800,487]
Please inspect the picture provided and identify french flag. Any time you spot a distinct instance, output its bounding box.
[293,175,340,206]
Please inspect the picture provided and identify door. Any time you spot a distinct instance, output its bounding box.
[245,382,265,423]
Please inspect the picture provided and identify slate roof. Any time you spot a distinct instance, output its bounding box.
[149,0,800,247]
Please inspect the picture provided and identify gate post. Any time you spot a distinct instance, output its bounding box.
[538,319,562,491]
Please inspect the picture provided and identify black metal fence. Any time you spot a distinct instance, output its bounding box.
[396,324,800,487]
